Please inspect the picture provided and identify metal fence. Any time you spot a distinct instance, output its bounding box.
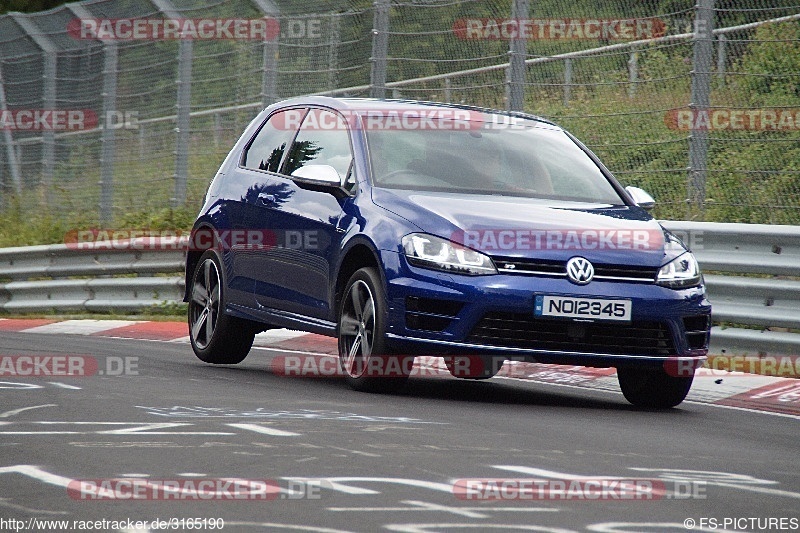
[1,0,799,228]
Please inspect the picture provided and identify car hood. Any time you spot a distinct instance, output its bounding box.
[372,188,677,268]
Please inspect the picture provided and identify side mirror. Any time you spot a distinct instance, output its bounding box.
[290,164,341,186]
[625,186,655,210]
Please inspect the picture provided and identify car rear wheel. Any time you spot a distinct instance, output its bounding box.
[338,267,411,392]
[617,367,694,408]
[189,250,256,364]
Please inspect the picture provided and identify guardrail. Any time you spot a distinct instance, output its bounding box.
[662,221,800,356]
[1,223,798,356]
[0,239,186,312]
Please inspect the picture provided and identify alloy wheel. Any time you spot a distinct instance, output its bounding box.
[339,280,376,378]
[189,258,221,350]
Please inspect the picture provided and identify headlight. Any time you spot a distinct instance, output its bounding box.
[656,252,702,289]
[402,233,497,276]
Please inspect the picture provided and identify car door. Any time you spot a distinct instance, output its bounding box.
[227,107,307,309]
[248,107,354,320]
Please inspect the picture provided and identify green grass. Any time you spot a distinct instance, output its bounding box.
[0,301,188,321]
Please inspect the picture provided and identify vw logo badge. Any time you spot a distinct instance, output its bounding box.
[566,257,594,285]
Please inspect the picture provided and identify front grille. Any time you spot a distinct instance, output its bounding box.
[683,315,711,350]
[494,259,563,276]
[467,312,675,356]
[593,265,657,282]
[493,257,657,283]
[405,296,463,332]
[406,314,452,332]
[406,296,463,316]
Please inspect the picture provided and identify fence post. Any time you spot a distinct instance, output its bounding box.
[213,112,221,149]
[688,0,715,219]
[327,13,340,92]
[370,0,390,99]
[563,58,572,107]
[41,53,57,187]
[444,77,452,103]
[507,0,529,111]
[99,43,118,224]
[262,37,278,107]
[10,14,58,191]
[251,0,280,107]
[172,40,192,207]
[139,124,146,159]
[151,0,192,207]
[628,48,639,98]
[0,62,22,197]
[10,14,59,192]
[716,33,727,85]
[67,3,115,219]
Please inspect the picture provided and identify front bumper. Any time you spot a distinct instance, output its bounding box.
[380,250,711,369]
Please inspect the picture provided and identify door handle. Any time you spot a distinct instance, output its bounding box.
[257,193,276,205]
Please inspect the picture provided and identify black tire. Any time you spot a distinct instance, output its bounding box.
[444,355,504,380]
[617,367,694,408]
[188,250,256,364]
[338,267,411,392]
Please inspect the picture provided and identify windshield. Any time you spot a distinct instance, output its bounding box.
[366,116,624,204]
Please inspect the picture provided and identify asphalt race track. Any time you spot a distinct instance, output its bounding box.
[0,326,798,533]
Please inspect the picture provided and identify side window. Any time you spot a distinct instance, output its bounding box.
[243,108,306,172]
[282,109,353,180]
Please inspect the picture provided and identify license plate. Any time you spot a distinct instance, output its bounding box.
[535,295,631,322]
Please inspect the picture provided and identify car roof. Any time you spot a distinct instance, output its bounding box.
[267,96,558,128]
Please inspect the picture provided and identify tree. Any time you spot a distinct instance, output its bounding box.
[0,0,67,14]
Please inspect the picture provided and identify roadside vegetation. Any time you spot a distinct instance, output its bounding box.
[0,17,798,248]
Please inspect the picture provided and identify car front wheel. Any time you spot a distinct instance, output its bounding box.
[617,367,694,408]
[338,267,411,392]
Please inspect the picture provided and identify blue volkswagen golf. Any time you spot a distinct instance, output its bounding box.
[185,97,711,408]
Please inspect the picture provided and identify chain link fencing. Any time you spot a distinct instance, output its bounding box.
[0,0,798,239]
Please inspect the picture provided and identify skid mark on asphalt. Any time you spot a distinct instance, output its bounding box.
[0,497,68,515]
[135,406,445,425]
[327,499,560,519]
[384,525,575,532]
[226,423,301,436]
